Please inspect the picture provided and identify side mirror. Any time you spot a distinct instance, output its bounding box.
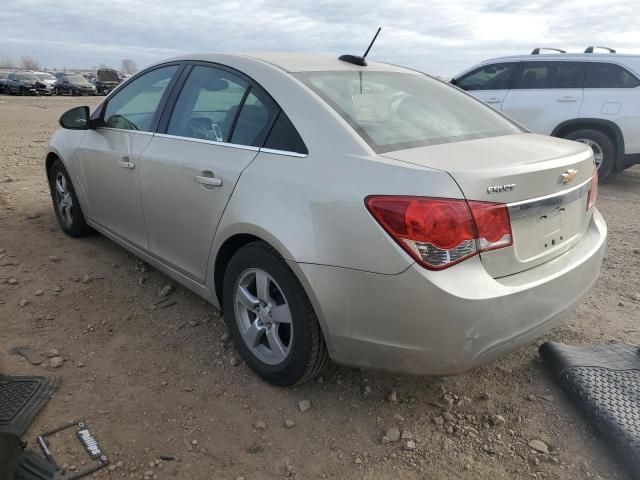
[59,106,92,130]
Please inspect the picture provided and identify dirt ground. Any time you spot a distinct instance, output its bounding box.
[1,95,639,480]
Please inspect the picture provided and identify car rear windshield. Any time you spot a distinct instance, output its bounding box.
[295,71,522,153]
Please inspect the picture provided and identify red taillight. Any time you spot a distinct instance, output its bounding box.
[587,168,598,210]
[366,196,512,270]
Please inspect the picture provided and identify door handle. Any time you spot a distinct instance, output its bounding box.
[486,98,502,104]
[118,157,135,169]
[556,96,577,103]
[194,173,222,187]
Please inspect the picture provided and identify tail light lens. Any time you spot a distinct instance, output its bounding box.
[366,196,512,270]
[587,168,598,210]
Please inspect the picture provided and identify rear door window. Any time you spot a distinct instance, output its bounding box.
[585,63,640,88]
[167,65,277,147]
[513,62,585,89]
[455,63,518,91]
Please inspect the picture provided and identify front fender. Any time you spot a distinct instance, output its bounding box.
[45,129,88,211]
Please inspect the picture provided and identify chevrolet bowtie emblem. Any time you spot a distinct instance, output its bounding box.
[560,169,578,184]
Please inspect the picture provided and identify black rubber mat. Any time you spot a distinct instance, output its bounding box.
[0,375,59,437]
[539,342,640,473]
[0,433,58,480]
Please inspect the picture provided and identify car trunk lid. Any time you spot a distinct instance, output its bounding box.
[381,133,596,277]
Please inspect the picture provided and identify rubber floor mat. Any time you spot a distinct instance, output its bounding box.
[539,342,640,473]
[0,375,59,437]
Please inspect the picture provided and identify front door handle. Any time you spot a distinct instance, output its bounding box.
[194,172,222,187]
[556,96,577,103]
[118,157,135,169]
[486,98,502,104]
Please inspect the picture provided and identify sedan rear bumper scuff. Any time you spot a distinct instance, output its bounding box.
[297,208,607,376]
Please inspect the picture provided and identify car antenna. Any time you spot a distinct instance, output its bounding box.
[339,27,382,67]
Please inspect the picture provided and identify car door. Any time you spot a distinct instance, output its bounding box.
[77,64,181,250]
[501,61,585,134]
[7,73,16,93]
[453,62,518,110]
[580,62,640,154]
[139,64,278,283]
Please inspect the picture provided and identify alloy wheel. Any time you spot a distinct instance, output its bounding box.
[575,138,604,170]
[233,268,293,365]
[54,172,74,227]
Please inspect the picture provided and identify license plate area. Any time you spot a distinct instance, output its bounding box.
[539,207,566,251]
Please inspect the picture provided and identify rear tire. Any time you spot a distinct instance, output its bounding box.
[564,129,615,180]
[222,242,330,386]
[48,160,92,237]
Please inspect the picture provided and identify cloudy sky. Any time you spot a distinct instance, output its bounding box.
[2,0,639,76]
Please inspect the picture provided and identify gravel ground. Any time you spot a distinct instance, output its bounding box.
[1,95,639,480]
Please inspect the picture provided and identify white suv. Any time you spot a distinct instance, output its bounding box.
[452,47,640,179]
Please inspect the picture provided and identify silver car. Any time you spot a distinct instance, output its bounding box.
[45,53,606,385]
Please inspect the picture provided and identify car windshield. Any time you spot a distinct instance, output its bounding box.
[33,73,55,81]
[295,70,522,153]
[66,75,89,84]
[18,74,38,81]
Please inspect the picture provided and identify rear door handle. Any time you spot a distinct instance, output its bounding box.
[194,173,222,187]
[486,98,502,104]
[118,157,135,169]
[556,96,577,103]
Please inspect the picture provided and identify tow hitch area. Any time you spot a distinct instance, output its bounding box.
[37,420,109,479]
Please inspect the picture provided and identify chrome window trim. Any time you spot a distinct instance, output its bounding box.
[153,132,260,152]
[507,176,592,219]
[259,147,308,158]
[97,127,154,136]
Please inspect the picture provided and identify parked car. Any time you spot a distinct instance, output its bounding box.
[45,53,606,385]
[93,68,120,95]
[54,73,97,96]
[452,46,640,179]
[0,71,9,93]
[31,71,57,94]
[5,71,53,95]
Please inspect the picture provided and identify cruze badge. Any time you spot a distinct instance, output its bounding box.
[560,169,578,184]
[487,184,516,194]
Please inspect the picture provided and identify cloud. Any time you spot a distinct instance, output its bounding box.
[1,0,639,75]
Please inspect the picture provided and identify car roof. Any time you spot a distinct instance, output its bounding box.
[482,53,640,63]
[165,52,415,73]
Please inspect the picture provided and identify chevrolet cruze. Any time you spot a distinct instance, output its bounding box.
[45,53,606,385]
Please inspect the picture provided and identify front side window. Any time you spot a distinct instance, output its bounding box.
[513,62,584,89]
[103,65,178,132]
[455,63,517,91]
[168,66,275,147]
[585,63,640,88]
[296,71,522,153]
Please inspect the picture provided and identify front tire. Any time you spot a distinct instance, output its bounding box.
[223,242,330,386]
[48,160,92,237]
[564,129,615,180]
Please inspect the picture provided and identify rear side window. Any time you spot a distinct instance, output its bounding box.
[168,66,277,147]
[229,91,276,147]
[263,112,307,154]
[455,63,518,91]
[513,62,584,89]
[168,66,249,142]
[585,63,640,88]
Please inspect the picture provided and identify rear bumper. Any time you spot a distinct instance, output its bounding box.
[297,209,607,375]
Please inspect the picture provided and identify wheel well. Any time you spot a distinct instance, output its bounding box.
[552,120,624,169]
[45,152,60,178]
[213,233,265,308]
[554,122,616,144]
